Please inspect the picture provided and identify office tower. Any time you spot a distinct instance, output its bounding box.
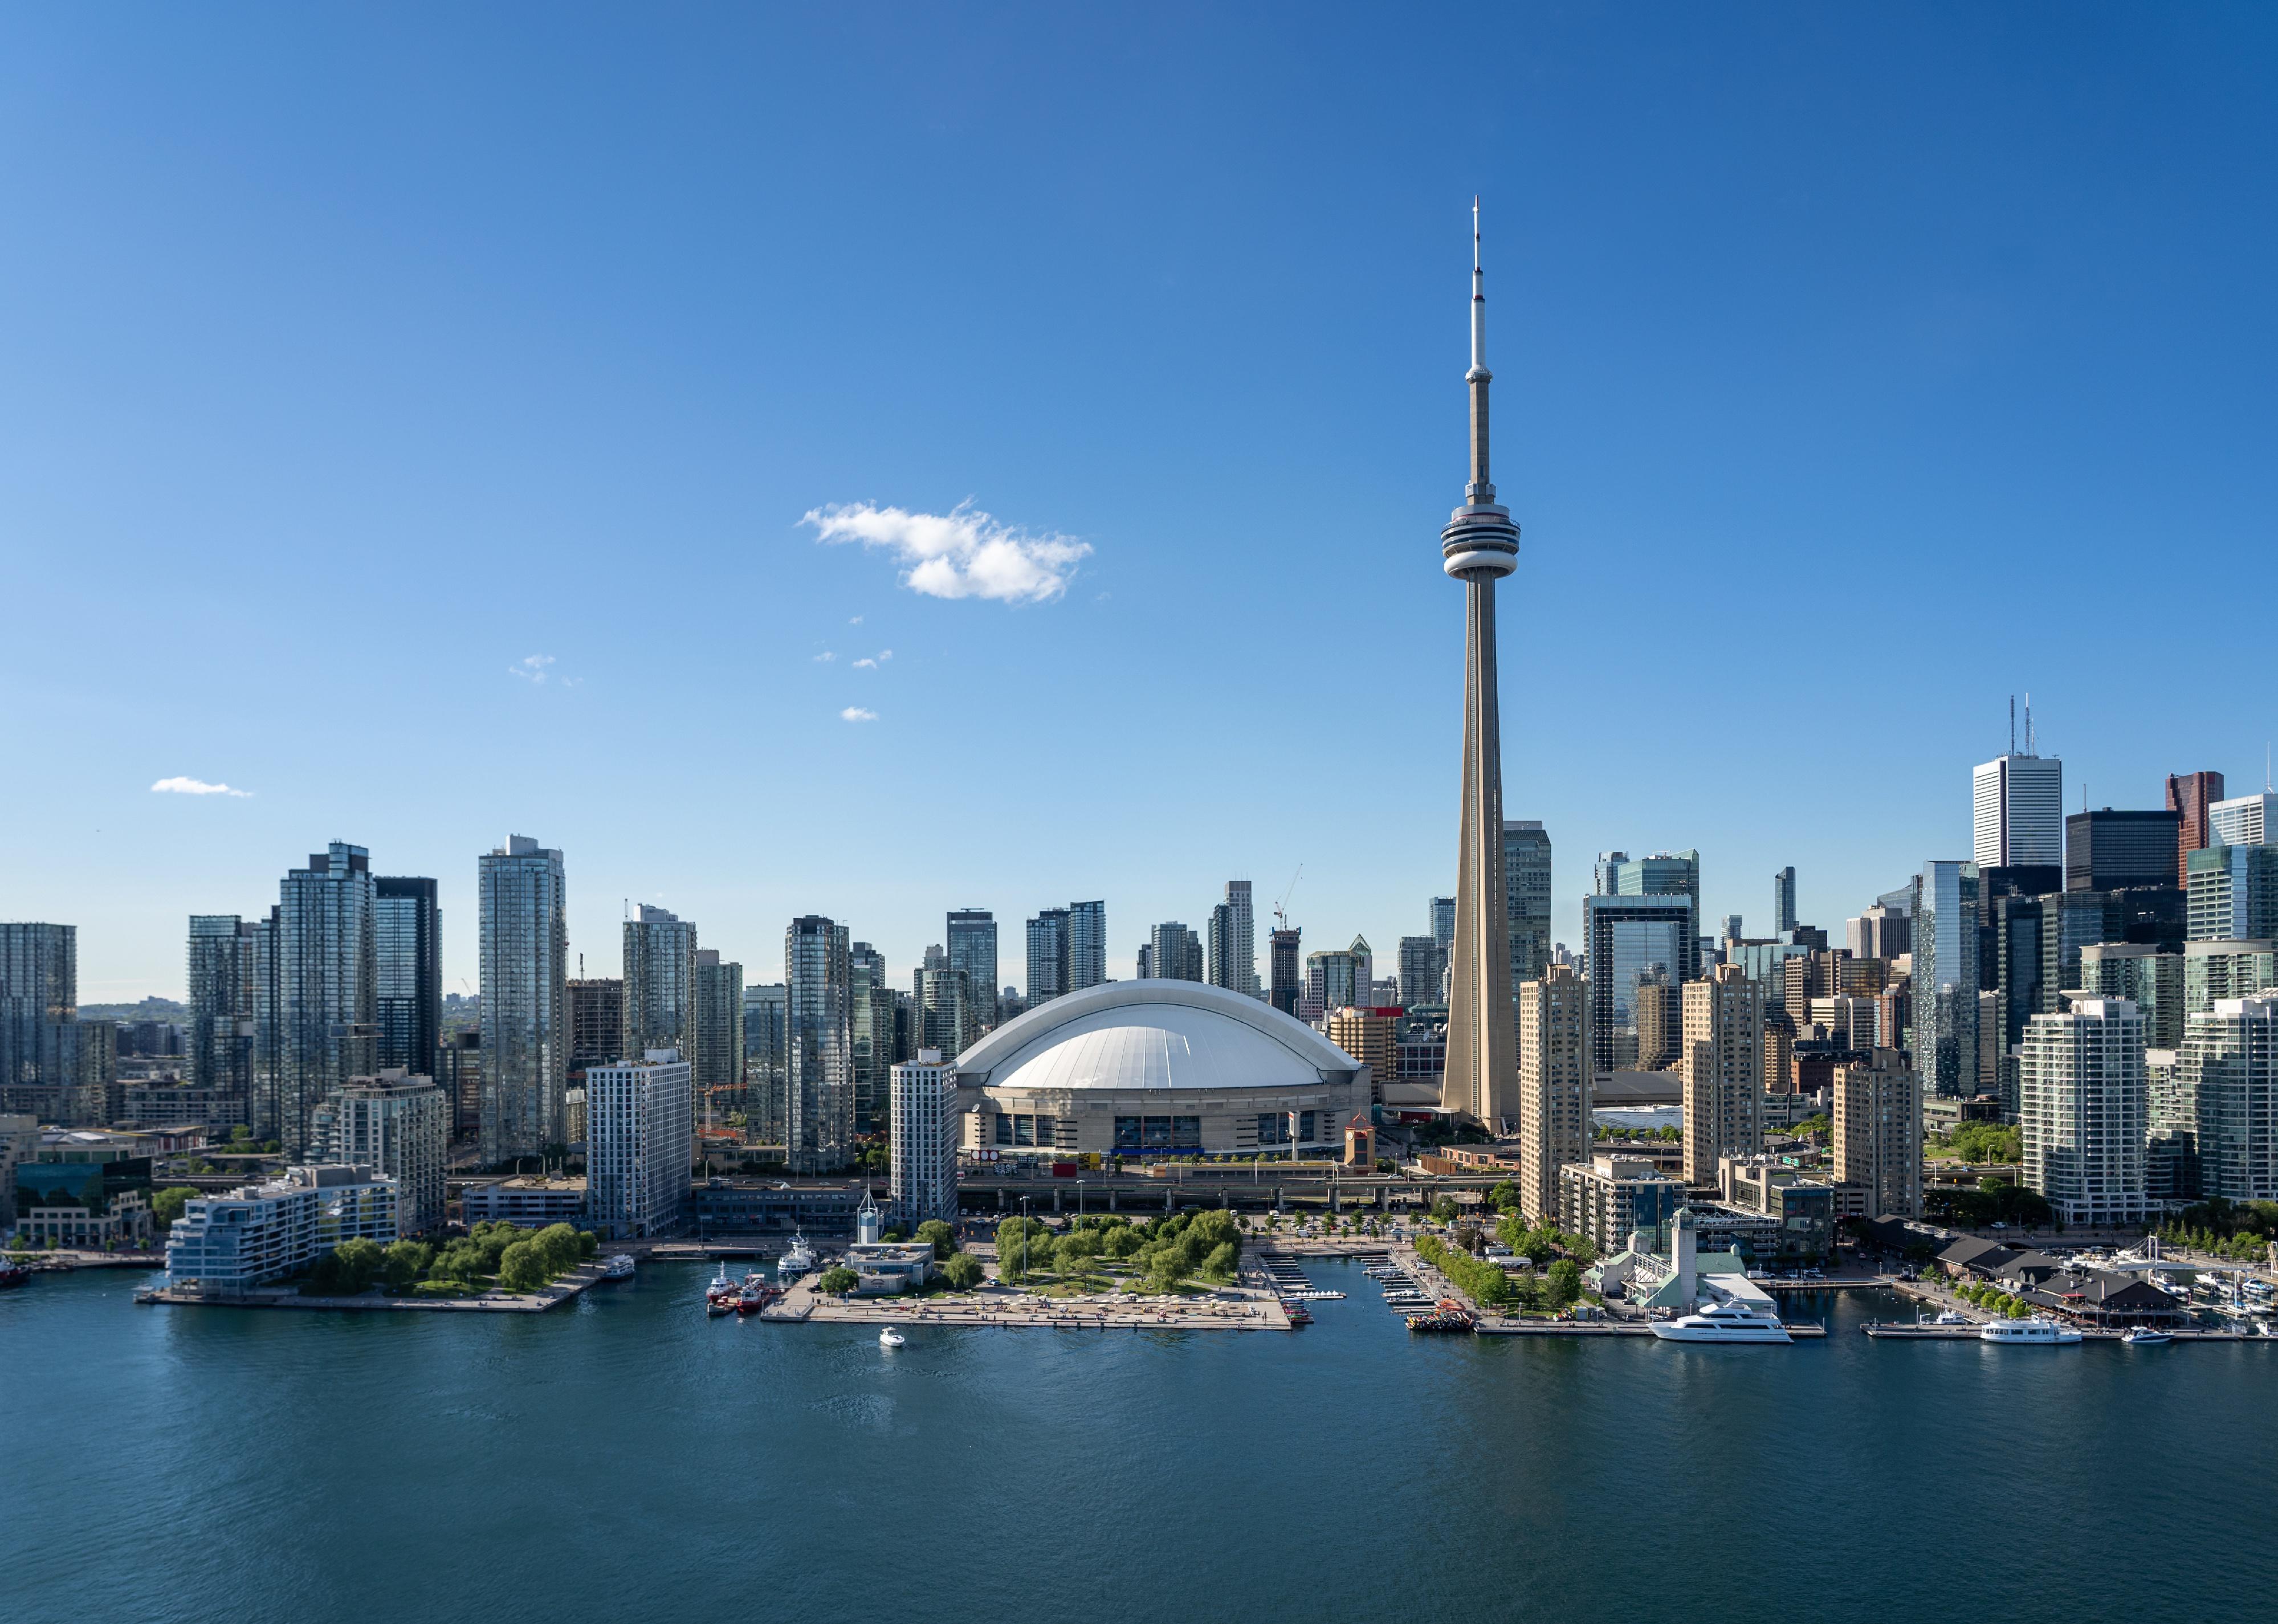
[186,916,255,1103]
[1910,860,1981,1099]
[276,844,377,1160]
[1832,1049,1920,1219]
[2174,997,2278,1202]
[477,835,568,1168]
[1762,1005,1797,1095]
[2079,943,2183,1050]
[2183,940,2277,1014]
[911,944,967,1069]
[742,982,789,1141]
[943,910,999,1030]
[889,1048,959,1227]
[1583,892,1694,1079]
[832,943,885,1129]
[1979,864,2062,1114]
[567,978,624,1074]
[2210,790,2278,847]
[1973,740,2063,868]
[1303,940,1368,1020]
[437,1030,481,1140]
[317,1071,449,1237]
[372,876,441,1079]
[2065,809,2182,894]
[2146,1046,2193,1203]
[1268,927,1302,1018]
[691,950,745,1122]
[586,1047,693,1239]
[1203,880,1259,997]
[1428,896,1456,997]
[1681,965,1762,1186]
[1397,936,1441,1009]
[1849,903,1910,960]
[785,916,853,1174]
[1594,851,1703,980]
[2166,770,2226,884]
[1503,822,1552,993]
[1772,867,1798,935]
[1067,901,1107,991]
[1436,202,1524,1128]
[1325,1006,1399,1110]
[622,905,698,1062]
[1516,964,1588,1223]
[2187,843,2278,941]
[1025,908,1070,1006]
[1146,922,1201,982]
[2020,997,2149,1225]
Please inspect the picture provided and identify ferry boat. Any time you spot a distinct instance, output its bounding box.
[778,1233,817,1282]
[1934,1309,1973,1325]
[878,1327,906,1349]
[1979,1315,2083,1345]
[1651,1300,1792,1344]
[706,1264,737,1303]
[599,1254,636,1280]
[2121,1328,2173,1346]
[0,1260,31,1290]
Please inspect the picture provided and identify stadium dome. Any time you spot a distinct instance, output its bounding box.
[953,981,1370,1159]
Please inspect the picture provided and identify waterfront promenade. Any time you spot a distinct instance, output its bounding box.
[133,1259,616,1314]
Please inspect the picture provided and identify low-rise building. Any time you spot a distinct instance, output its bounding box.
[844,1240,937,1294]
[462,1176,588,1229]
[1556,1153,1686,1256]
[162,1165,400,1295]
[13,1148,154,1248]
[116,1082,247,1132]
[688,1178,866,1234]
[1712,1153,1837,1263]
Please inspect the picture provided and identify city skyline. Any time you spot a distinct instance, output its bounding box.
[7,10,2278,998]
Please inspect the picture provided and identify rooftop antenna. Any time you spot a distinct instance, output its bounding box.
[2009,695,2015,755]
[2024,693,2035,757]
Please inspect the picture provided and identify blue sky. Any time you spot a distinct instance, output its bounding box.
[5,5,2275,999]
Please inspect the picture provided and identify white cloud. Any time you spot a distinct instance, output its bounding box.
[509,654,557,684]
[849,615,863,625]
[852,650,892,670]
[840,707,878,723]
[813,651,836,663]
[803,501,1091,603]
[152,776,251,798]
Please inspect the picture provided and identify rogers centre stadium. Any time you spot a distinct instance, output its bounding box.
[952,980,1371,1158]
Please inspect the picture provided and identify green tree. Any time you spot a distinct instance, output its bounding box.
[942,1252,984,1290]
[1201,1241,1238,1282]
[575,1229,599,1260]
[1487,1180,1518,1214]
[329,1237,385,1294]
[1429,1195,1460,1224]
[1545,1258,1582,1311]
[817,1266,858,1295]
[150,1186,200,1228]
[382,1240,433,1292]
[531,1223,582,1278]
[498,1239,548,1294]
[915,1219,957,1260]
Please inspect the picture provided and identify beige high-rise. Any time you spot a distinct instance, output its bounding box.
[1682,964,1762,1186]
[1517,965,1590,1224]
[1832,1047,1920,1218]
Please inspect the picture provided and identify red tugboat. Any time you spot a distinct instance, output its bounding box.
[0,1259,31,1290]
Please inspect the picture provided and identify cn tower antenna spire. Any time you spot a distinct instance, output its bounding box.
[1470,195,1486,379]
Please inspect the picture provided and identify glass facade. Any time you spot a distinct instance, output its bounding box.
[1503,821,1552,993]
[275,844,377,1160]
[187,915,254,1101]
[1583,893,1693,1078]
[373,876,440,1078]
[742,983,789,1142]
[478,836,567,1167]
[1025,909,1069,1006]
[1067,901,1107,991]
[2187,843,2278,942]
[946,911,998,1028]
[621,906,698,1060]
[1911,860,1980,1099]
[0,923,78,1108]
[692,952,745,1121]
[2065,810,2183,893]
[785,916,853,1174]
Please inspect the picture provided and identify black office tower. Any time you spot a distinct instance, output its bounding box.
[2066,809,2183,893]
[374,876,441,1078]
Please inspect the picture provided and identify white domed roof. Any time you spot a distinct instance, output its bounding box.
[956,980,1363,1092]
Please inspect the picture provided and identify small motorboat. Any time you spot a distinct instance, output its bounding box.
[735,1287,769,1315]
[0,1260,32,1290]
[707,1296,733,1317]
[706,1264,737,1303]
[2122,1328,2173,1345]
[879,1327,906,1348]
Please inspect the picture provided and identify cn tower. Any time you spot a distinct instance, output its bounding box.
[1440,199,1520,1128]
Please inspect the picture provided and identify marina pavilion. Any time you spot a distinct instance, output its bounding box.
[953,981,1371,1159]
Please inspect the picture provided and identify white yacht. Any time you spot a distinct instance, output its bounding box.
[1979,1315,2083,1345]
[778,1232,817,1282]
[600,1254,636,1280]
[2122,1328,2172,1346]
[1651,1300,1792,1343]
[878,1327,905,1349]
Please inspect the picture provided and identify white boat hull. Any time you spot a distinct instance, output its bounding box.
[1651,1324,1792,1344]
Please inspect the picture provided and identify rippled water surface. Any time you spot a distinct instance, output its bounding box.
[5,1260,2272,1624]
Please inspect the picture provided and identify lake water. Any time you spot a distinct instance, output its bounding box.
[5,1259,2272,1624]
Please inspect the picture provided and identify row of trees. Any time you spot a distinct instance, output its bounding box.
[2159,1198,2278,1260]
[1951,1276,2030,1319]
[299,1221,596,1297]
[995,1209,1241,1291]
[1935,1122,2023,1164]
[1925,1177,2052,1229]
[1415,1231,1582,1312]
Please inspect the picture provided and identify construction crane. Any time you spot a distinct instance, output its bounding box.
[1272,865,1302,931]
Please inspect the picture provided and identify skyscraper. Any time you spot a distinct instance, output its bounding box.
[2021,997,2149,1226]
[742,982,789,1142]
[276,844,377,1160]
[913,944,969,1064]
[1772,867,1798,935]
[2174,995,2278,1203]
[2065,809,2182,893]
[2187,843,2278,941]
[1438,202,1522,1129]
[889,1049,959,1228]
[1973,745,2063,869]
[1268,927,1302,1018]
[373,875,441,1079]
[478,835,567,1168]
[946,910,999,1029]
[1025,909,1070,1007]
[186,916,255,1104]
[1146,922,1201,982]
[1516,963,1588,1222]
[1067,901,1107,991]
[1832,1049,1920,1219]
[1583,892,1694,1080]
[317,1071,449,1237]
[0,922,78,1112]
[1397,936,1441,1009]
[587,1048,693,1239]
[2209,790,2278,847]
[622,905,699,1062]
[785,916,853,1174]
[1911,859,1981,1099]
[691,950,745,1124]
[1681,964,1762,1186]
[567,977,624,1074]
[1207,880,1259,997]
[851,942,898,1125]
[1503,822,1551,995]
[2166,769,2226,886]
